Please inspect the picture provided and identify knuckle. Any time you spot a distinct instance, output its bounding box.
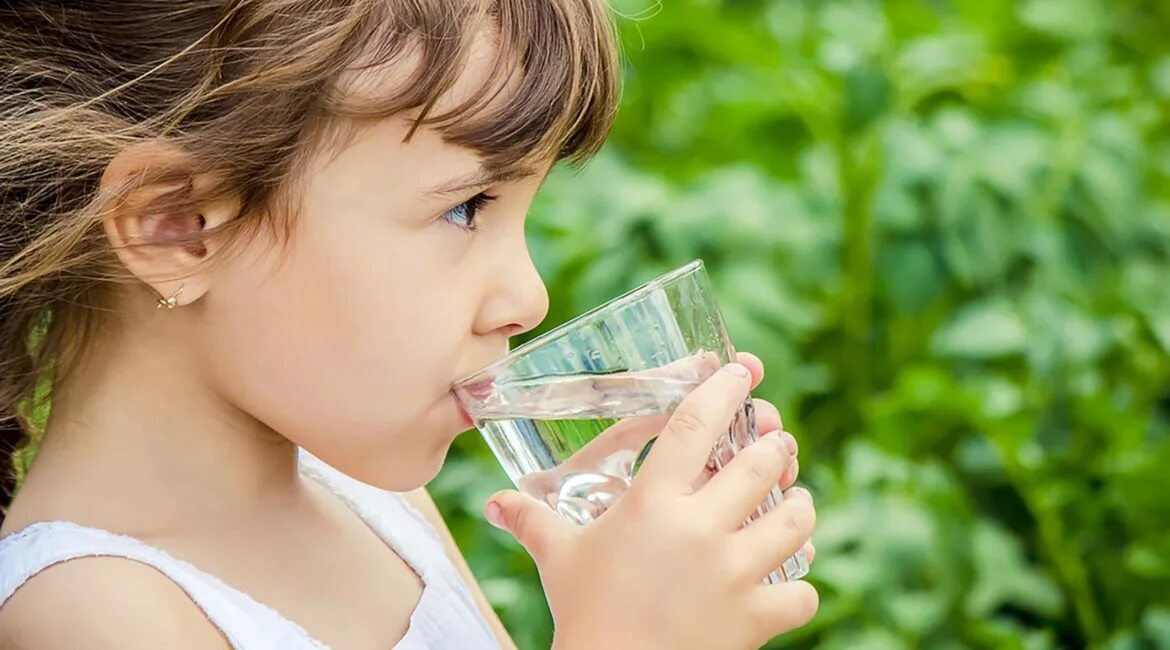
[509,505,542,550]
[508,504,529,535]
[728,546,760,583]
[676,507,720,543]
[745,443,784,485]
[780,501,815,536]
[507,500,526,530]
[782,511,802,534]
[619,489,656,519]
[668,410,709,443]
[746,597,776,635]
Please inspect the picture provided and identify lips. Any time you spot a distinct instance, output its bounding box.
[459,377,495,403]
[453,394,476,428]
[452,364,498,428]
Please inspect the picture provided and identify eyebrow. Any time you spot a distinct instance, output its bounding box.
[425,166,535,198]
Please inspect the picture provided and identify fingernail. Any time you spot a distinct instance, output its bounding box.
[485,501,504,529]
[725,363,750,378]
[781,431,797,455]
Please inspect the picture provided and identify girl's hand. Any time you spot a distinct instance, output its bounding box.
[486,355,818,650]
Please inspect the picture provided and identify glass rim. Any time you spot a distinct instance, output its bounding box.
[453,259,706,387]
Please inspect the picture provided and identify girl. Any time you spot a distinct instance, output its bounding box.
[0,1,818,648]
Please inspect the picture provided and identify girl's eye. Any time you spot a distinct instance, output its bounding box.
[440,192,496,232]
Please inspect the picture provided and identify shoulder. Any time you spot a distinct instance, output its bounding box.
[0,555,231,649]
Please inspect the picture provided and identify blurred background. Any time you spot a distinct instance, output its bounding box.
[431,0,1170,648]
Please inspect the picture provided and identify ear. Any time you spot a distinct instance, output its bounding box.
[99,140,240,308]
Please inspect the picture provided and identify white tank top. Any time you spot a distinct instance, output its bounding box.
[0,452,501,650]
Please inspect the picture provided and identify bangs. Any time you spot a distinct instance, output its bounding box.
[325,0,621,171]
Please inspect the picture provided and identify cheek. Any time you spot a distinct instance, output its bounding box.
[198,220,471,481]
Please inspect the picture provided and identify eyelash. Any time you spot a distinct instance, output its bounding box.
[440,192,496,232]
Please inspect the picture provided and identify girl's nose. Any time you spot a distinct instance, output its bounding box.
[474,247,549,338]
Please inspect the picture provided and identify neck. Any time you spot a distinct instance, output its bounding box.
[13,309,304,536]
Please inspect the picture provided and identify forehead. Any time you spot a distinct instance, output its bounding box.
[340,27,511,122]
[313,0,619,170]
[321,30,542,181]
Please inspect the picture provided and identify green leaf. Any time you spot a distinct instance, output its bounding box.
[967,522,1065,618]
[1124,543,1170,579]
[1018,0,1107,41]
[842,64,891,133]
[932,299,1029,359]
[885,591,948,636]
[718,261,824,335]
[1144,609,1170,649]
[977,124,1052,200]
[883,118,945,184]
[881,240,944,312]
[1153,57,1170,101]
[816,1,889,72]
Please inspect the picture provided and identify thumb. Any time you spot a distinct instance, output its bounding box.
[485,490,568,561]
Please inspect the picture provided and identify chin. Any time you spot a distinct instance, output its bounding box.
[341,402,473,492]
[389,437,461,492]
[345,458,443,493]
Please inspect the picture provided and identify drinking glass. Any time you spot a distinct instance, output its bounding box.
[452,260,809,583]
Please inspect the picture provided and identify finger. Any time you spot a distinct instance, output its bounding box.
[748,581,820,641]
[562,412,670,474]
[733,486,816,578]
[635,363,753,493]
[486,490,573,563]
[735,351,765,390]
[697,430,795,526]
[752,398,784,436]
[802,540,816,565]
[780,456,800,490]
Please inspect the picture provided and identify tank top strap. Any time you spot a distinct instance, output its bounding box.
[297,452,500,649]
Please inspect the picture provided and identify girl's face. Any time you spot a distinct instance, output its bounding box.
[196,113,550,490]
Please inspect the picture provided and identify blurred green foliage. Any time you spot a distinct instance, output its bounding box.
[431,1,1170,648]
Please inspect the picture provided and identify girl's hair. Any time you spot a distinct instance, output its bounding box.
[0,0,620,517]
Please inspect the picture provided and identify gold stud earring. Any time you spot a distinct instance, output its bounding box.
[156,284,185,310]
